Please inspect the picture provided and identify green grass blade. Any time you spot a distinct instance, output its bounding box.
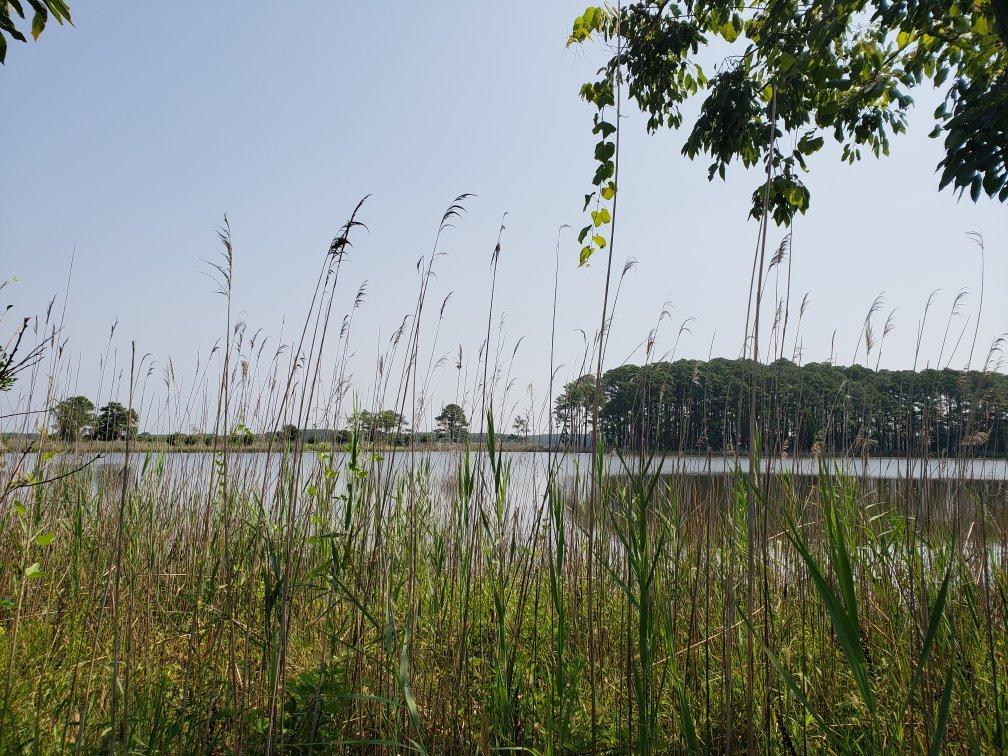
[783,508,875,716]
[905,558,953,711]
[929,665,955,756]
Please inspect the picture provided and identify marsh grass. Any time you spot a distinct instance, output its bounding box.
[0,201,1006,754]
[8,443,1003,753]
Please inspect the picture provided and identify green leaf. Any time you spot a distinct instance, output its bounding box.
[31,7,46,40]
[569,19,586,43]
[48,0,73,24]
[568,6,606,44]
[592,234,607,248]
[24,562,43,579]
[601,182,616,200]
[33,532,55,546]
[579,246,594,266]
[719,19,739,42]
[970,176,982,201]
[592,161,614,186]
[593,119,616,138]
[594,141,615,162]
[798,134,824,155]
[591,207,611,226]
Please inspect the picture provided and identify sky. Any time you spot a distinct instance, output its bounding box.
[1,2,1005,432]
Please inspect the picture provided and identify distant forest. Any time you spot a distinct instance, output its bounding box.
[555,359,1008,457]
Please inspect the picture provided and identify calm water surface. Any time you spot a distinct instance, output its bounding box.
[5,450,1007,484]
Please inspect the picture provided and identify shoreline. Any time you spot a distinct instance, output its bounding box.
[0,439,546,455]
[2,439,1005,463]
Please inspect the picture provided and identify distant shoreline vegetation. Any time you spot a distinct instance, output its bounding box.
[555,358,1008,456]
[0,435,543,454]
[14,358,1008,458]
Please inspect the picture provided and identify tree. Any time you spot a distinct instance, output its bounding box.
[92,402,138,441]
[568,0,1006,262]
[376,410,408,443]
[513,414,530,440]
[0,0,73,64]
[52,395,94,441]
[561,357,1008,456]
[345,409,408,442]
[280,424,301,444]
[555,375,597,449]
[1,316,46,392]
[346,409,376,437]
[230,423,256,446]
[435,403,469,442]
[0,352,12,392]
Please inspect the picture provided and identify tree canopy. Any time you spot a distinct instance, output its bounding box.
[1,314,46,392]
[347,409,409,443]
[52,395,94,441]
[435,403,469,442]
[0,0,72,63]
[92,402,138,441]
[557,358,1008,455]
[569,0,1007,261]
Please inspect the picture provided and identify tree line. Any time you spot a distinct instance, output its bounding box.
[52,397,138,441]
[556,359,1008,457]
[47,398,522,447]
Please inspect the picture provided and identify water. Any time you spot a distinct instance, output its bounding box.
[5,449,1006,566]
[5,450,1008,481]
[6,451,1005,532]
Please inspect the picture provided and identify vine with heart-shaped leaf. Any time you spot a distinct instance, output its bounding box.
[569,7,618,267]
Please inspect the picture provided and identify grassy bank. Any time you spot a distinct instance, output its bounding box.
[0,425,1004,753]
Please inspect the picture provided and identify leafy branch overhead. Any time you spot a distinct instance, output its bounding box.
[569,0,1007,228]
[0,0,72,64]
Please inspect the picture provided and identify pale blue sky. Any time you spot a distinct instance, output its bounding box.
[2,2,1005,431]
